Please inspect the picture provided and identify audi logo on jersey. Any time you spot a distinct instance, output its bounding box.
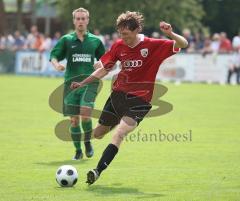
[123,60,143,68]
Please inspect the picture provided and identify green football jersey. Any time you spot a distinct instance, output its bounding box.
[50,31,105,81]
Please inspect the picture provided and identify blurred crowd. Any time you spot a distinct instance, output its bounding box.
[1,26,240,54]
[0,26,60,52]
[151,28,240,54]
[1,25,239,84]
[180,28,240,54]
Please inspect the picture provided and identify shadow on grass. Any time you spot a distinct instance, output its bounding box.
[35,159,89,166]
[86,184,164,199]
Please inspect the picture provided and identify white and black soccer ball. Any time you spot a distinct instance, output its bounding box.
[56,165,78,187]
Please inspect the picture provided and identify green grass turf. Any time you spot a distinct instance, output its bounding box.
[0,75,239,201]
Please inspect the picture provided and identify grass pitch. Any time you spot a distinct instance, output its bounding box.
[0,75,239,201]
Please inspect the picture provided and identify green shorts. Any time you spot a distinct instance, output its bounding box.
[63,79,99,116]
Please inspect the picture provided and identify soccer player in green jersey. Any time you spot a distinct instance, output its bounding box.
[50,7,105,160]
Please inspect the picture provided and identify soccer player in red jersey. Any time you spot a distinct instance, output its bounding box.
[70,11,188,184]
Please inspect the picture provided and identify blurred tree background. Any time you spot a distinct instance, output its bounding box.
[201,0,240,37]
[57,0,205,34]
[0,0,239,37]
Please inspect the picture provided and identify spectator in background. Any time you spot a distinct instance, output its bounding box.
[201,36,213,56]
[185,40,195,53]
[25,25,38,50]
[151,31,160,39]
[32,33,43,51]
[227,49,240,84]
[0,33,15,50]
[227,32,240,84]
[94,29,105,45]
[0,34,5,50]
[103,34,111,50]
[13,30,25,51]
[39,34,52,52]
[182,28,194,42]
[210,33,220,54]
[182,28,193,52]
[185,32,202,53]
[194,32,204,52]
[219,32,232,53]
[111,32,119,43]
[180,31,202,53]
[2,27,239,55]
[232,31,240,51]
[51,31,61,48]
[108,32,119,48]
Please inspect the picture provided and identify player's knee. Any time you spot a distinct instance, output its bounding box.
[122,116,137,125]
[114,128,127,140]
[112,119,136,143]
[117,118,137,134]
[113,132,125,141]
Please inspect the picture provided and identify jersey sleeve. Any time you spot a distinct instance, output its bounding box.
[99,42,118,71]
[49,36,66,61]
[154,39,181,58]
[95,40,105,60]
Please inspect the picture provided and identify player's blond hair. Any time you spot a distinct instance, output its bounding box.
[72,7,89,19]
[116,11,144,32]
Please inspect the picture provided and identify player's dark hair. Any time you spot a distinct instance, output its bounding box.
[116,11,144,32]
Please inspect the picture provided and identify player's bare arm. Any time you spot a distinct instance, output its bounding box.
[51,58,65,71]
[70,61,108,89]
[160,21,188,49]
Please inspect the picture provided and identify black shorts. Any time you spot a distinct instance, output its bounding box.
[98,91,152,128]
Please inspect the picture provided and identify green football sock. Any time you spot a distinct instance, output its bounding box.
[81,120,92,142]
[70,126,81,151]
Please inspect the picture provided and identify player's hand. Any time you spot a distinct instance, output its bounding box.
[160,21,173,36]
[55,64,65,72]
[70,82,83,89]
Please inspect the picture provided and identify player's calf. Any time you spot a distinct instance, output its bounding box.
[112,116,137,148]
[86,117,137,184]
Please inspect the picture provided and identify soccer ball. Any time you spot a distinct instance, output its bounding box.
[56,165,78,187]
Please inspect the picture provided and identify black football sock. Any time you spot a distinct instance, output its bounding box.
[96,144,119,175]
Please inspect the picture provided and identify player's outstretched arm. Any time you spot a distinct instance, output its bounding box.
[159,21,188,49]
[70,61,108,89]
[51,58,65,72]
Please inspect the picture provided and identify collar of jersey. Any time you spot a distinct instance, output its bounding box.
[73,31,89,41]
[127,34,144,48]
